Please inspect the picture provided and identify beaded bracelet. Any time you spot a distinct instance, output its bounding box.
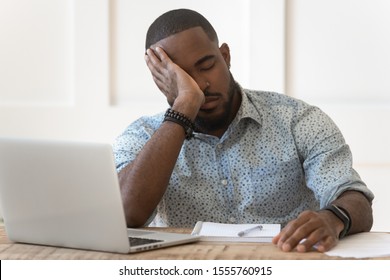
[163,108,195,140]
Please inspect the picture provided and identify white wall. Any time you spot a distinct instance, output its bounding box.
[0,0,389,231]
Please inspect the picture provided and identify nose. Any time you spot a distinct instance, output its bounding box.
[190,72,210,92]
[196,78,210,92]
[204,81,210,91]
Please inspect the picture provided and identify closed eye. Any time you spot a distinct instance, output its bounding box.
[195,55,216,72]
[200,62,215,71]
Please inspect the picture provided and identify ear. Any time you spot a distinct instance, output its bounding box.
[219,43,231,68]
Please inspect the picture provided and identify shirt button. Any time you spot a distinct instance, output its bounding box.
[221,179,228,186]
[217,144,223,149]
[229,217,236,223]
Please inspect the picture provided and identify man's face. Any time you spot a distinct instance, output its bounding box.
[151,27,241,133]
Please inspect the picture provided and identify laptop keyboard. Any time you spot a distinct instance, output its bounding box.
[129,236,163,247]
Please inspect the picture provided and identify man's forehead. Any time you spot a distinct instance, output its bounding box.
[152,26,213,45]
[151,27,218,63]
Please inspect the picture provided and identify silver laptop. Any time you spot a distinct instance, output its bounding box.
[0,138,199,253]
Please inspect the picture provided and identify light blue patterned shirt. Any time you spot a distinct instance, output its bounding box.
[113,89,374,227]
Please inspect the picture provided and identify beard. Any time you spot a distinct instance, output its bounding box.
[194,73,240,133]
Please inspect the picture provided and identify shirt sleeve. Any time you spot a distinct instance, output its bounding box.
[293,105,374,208]
[112,116,162,226]
[112,115,162,173]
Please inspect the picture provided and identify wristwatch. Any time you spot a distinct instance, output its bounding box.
[323,204,351,239]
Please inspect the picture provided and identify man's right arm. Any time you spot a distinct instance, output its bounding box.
[118,119,187,227]
[118,47,204,227]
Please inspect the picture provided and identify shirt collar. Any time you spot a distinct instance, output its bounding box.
[233,86,263,127]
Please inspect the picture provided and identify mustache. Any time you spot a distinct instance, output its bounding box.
[204,91,221,97]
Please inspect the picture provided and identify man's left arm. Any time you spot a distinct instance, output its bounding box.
[331,190,373,235]
[273,106,374,253]
[273,190,373,252]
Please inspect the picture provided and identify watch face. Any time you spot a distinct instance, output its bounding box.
[328,205,351,239]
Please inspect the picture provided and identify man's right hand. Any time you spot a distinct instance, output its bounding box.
[145,47,205,120]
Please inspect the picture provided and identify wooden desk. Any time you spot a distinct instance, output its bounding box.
[0,226,388,260]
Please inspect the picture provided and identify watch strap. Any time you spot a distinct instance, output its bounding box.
[322,204,351,239]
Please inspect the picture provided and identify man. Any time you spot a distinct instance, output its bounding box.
[113,9,374,253]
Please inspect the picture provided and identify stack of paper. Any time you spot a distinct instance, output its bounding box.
[191,221,281,242]
[325,232,390,258]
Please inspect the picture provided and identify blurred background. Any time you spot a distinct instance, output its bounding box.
[0,0,389,231]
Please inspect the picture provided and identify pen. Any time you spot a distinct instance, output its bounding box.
[237,225,263,237]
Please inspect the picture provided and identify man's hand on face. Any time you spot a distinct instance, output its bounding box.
[145,47,205,119]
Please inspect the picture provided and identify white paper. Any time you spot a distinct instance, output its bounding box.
[197,222,279,237]
[191,222,281,242]
[325,232,390,258]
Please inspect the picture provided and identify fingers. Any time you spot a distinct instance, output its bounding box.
[153,47,171,64]
[145,49,165,84]
[144,46,205,113]
[274,213,312,252]
[273,210,339,253]
[315,235,338,253]
[145,48,174,97]
[145,47,172,75]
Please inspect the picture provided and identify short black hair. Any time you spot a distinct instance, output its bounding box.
[145,9,218,50]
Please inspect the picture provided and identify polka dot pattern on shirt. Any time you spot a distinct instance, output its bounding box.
[113,88,374,228]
